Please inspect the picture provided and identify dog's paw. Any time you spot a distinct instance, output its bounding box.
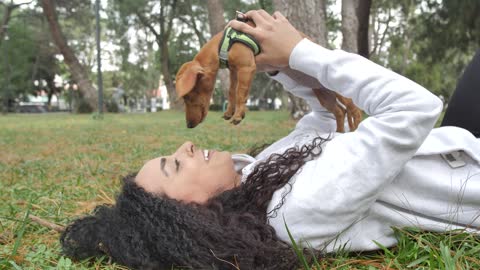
[223,112,233,120]
[346,106,362,131]
[230,112,245,125]
[231,117,243,125]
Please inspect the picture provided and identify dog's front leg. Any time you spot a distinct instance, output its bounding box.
[231,67,256,125]
[223,70,237,121]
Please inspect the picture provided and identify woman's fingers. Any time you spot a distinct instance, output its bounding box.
[226,20,257,36]
[255,9,275,23]
[244,10,269,23]
[272,11,287,21]
[229,10,303,68]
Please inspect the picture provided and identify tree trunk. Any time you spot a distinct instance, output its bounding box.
[160,43,177,108]
[206,0,229,106]
[40,0,98,111]
[341,0,359,53]
[161,0,178,108]
[357,0,371,58]
[45,74,56,108]
[206,0,226,34]
[136,0,178,108]
[341,0,371,56]
[273,0,328,46]
[273,0,327,119]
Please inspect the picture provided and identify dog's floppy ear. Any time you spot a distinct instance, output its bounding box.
[175,61,204,98]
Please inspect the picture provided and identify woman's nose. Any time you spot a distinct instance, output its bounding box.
[181,141,195,156]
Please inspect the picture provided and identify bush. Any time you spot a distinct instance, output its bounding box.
[76,99,94,114]
[106,100,119,113]
[209,104,223,111]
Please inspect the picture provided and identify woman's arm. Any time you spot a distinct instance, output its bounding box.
[230,10,443,248]
[269,38,443,249]
[268,69,335,114]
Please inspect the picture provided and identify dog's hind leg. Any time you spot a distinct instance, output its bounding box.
[336,95,362,131]
[231,66,256,125]
[313,88,347,132]
[223,70,237,120]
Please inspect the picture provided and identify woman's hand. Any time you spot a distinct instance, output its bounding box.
[227,10,303,70]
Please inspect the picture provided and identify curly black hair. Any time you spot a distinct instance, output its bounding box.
[60,136,328,269]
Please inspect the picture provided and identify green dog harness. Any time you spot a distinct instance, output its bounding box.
[218,27,261,69]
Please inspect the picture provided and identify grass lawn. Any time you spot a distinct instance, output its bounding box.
[1,111,478,269]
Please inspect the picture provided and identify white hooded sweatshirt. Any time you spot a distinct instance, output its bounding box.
[233,39,480,252]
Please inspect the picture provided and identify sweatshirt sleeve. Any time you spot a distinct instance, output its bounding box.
[268,65,341,132]
[267,39,443,249]
[268,72,332,113]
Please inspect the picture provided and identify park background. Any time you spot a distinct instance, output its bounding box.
[1,0,479,269]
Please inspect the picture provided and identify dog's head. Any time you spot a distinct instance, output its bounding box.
[175,60,216,128]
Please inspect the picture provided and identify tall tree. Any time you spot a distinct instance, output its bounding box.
[206,0,229,105]
[273,0,328,119]
[385,0,479,100]
[341,0,371,55]
[31,17,61,108]
[368,0,395,61]
[178,0,207,46]
[0,0,32,47]
[40,0,98,111]
[274,0,328,45]
[0,4,37,112]
[123,0,179,107]
[341,0,359,53]
[357,0,371,58]
[207,0,225,34]
[420,0,480,60]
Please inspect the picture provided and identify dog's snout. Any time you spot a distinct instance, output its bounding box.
[187,120,196,128]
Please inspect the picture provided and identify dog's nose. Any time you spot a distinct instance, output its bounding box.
[187,121,196,128]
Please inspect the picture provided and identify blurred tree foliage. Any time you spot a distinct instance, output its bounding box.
[0,3,59,111]
[377,0,479,99]
[0,0,478,113]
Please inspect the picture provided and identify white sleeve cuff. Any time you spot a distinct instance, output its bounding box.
[268,72,301,90]
[289,39,332,79]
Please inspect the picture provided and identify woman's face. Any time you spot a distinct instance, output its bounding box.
[135,141,241,204]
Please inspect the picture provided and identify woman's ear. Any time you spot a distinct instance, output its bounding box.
[175,61,205,99]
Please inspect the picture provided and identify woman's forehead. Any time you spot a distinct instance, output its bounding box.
[135,157,169,191]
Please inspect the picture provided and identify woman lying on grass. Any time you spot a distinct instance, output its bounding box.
[60,10,480,270]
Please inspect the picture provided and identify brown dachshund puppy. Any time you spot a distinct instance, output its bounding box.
[175,17,362,131]
[175,30,255,128]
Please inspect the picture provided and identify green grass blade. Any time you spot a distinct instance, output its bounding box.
[306,242,321,269]
[406,255,429,268]
[11,203,31,257]
[283,216,310,270]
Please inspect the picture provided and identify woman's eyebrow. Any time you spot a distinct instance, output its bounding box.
[160,158,169,177]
